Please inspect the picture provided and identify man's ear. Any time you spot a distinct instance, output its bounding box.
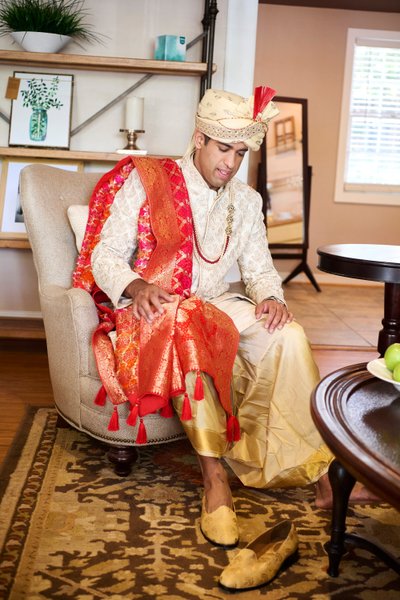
[194,129,205,149]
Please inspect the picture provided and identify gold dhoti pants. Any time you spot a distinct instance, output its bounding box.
[172,293,332,489]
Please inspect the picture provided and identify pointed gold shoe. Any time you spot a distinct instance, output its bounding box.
[200,497,239,549]
[219,520,299,591]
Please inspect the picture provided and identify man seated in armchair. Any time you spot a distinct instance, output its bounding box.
[73,86,368,550]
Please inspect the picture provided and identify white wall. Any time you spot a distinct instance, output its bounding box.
[0,0,252,316]
[0,0,229,156]
[223,0,258,183]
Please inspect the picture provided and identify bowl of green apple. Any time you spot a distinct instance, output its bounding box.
[367,343,400,392]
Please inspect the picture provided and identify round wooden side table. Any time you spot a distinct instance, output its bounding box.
[317,244,400,355]
[311,362,400,576]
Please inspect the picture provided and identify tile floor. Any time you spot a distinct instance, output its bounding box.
[283,282,384,348]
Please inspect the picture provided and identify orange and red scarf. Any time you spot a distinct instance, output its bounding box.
[73,156,240,443]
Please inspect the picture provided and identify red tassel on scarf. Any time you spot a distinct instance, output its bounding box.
[160,401,175,418]
[226,414,240,442]
[136,418,147,444]
[181,392,192,421]
[94,384,107,406]
[126,403,139,426]
[253,86,277,120]
[108,406,119,431]
[194,371,204,401]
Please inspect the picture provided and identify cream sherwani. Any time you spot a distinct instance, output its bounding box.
[92,157,285,310]
[92,157,330,489]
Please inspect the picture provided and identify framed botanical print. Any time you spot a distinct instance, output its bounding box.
[0,159,83,240]
[8,72,74,149]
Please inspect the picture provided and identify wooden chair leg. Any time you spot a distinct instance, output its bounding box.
[56,414,72,429]
[108,445,138,476]
[56,414,138,476]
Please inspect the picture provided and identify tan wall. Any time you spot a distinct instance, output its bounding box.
[254,5,400,276]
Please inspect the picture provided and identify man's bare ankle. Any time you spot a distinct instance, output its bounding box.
[197,455,233,511]
[204,470,232,510]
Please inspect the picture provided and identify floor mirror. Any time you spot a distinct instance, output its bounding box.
[257,96,320,292]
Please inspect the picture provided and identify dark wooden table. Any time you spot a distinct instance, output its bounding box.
[311,363,400,577]
[317,244,400,356]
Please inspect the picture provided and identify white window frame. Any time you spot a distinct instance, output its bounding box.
[334,28,400,206]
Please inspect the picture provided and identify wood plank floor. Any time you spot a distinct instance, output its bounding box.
[0,338,378,467]
[0,340,53,465]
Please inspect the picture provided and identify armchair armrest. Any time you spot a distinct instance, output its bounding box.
[39,284,102,426]
[40,284,100,378]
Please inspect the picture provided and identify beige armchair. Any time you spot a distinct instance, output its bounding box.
[20,164,185,474]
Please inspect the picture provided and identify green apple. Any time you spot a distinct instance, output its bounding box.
[384,343,400,371]
[393,363,400,383]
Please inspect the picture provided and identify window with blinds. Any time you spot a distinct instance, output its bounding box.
[335,29,400,205]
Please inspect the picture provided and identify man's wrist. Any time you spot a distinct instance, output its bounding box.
[266,296,286,305]
[124,278,146,299]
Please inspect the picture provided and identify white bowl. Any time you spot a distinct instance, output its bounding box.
[11,31,72,53]
[367,358,400,391]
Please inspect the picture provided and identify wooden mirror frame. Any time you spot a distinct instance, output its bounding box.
[257,95,321,292]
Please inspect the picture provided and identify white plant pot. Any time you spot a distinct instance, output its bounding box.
[10,31,72,53]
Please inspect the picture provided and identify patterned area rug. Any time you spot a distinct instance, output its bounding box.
[1,408,399,600]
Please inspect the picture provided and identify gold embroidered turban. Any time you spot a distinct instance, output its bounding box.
[194,86,279,152]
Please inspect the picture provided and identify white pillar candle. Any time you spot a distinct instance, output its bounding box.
[125,97,144,131]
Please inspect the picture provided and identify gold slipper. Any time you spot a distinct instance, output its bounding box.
[200,497,239,548]
[219,520,298,591]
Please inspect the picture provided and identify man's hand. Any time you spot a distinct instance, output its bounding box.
[124,279,174,324]
[255,298,294,333]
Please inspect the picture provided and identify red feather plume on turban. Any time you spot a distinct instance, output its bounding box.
[253,86,277,120]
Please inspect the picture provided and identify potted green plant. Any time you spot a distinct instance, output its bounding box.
[0,0,101,52]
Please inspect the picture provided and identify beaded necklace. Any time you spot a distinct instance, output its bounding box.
[192,187,235,265]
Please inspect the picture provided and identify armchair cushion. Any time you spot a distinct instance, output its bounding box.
[67,205,89,252]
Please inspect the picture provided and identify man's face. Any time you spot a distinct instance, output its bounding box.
[193,131,248,190]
